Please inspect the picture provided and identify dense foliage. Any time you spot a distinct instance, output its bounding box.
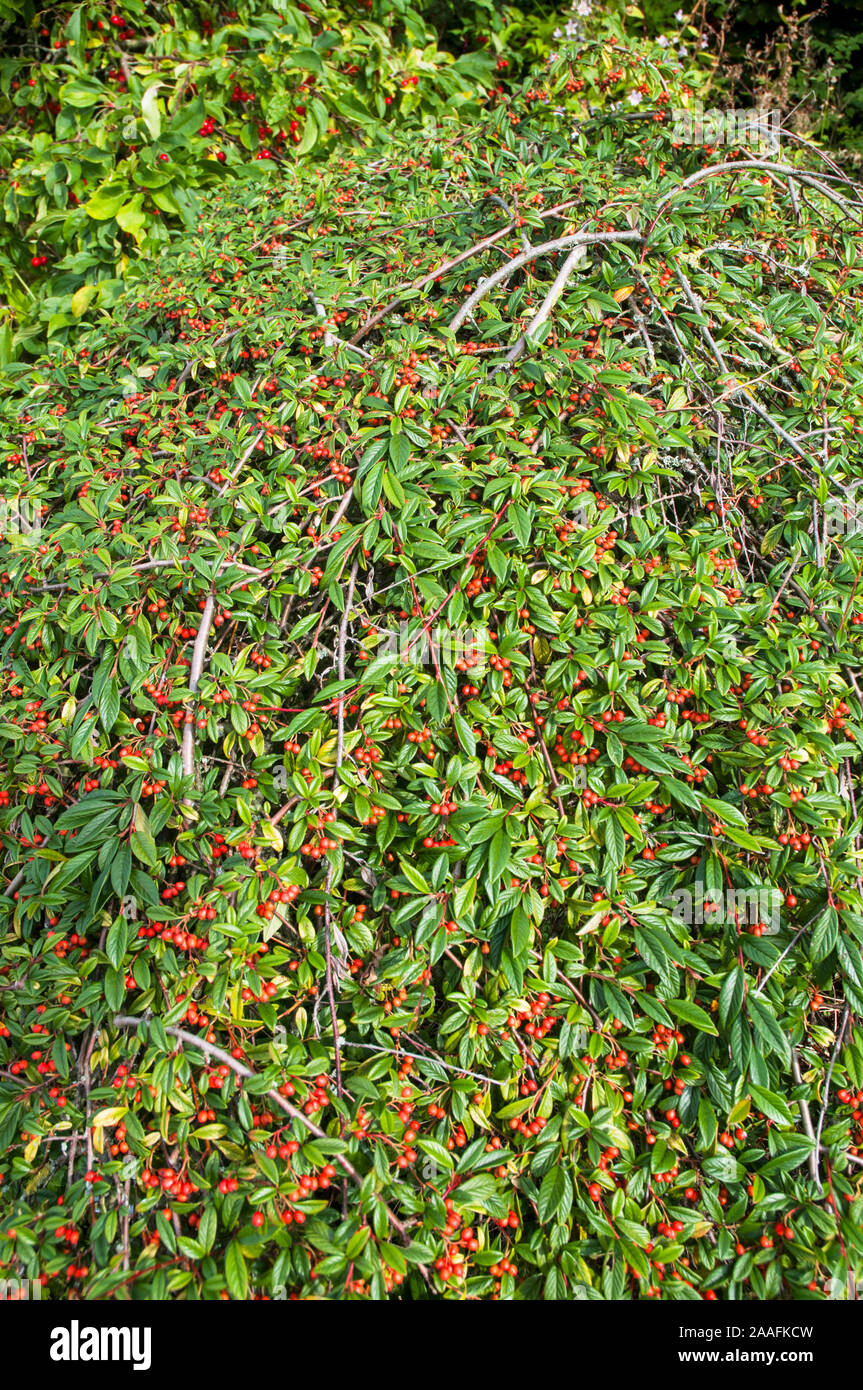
[0,0,527,360]
[2,21,863,1302]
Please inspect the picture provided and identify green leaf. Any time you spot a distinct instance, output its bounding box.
[454,712,475,757]
[416,1138,454,1171]
[718,966,745,1030]
[295,113,318,156]
[666,997,718,1035]
[105,916,128,972]
[130,803,158,868]
[224,1239,248,1300]
[747,996,791,1065]
[703,1152,744,1183]
[110,843,132,897]
[141,84,163,139]
[488,828,511,881]
[388,431,411,473]
[60,77,104,108]
[198,1206,217,1254]
[103,967,125,1012]
[399,858,430,894]
[537,1164,573,1222]
[749,1084,795,1126]
[604,814,626,868]
[86,183,128,221]
[98,676,120,732]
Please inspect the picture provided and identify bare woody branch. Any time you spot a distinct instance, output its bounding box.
[112,1014,424,1260]
[449,229,643,334]
[181,593,216,783]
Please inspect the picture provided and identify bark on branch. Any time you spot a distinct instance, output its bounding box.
[181,593,215,784]
[449,229,642,335]
[112,1014,422,1256]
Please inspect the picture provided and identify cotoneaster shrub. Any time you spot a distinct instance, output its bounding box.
[1,24,863,1301]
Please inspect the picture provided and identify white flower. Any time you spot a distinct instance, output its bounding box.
[656,34,669,47]
[628,90,641,105]
[678,45,688,56]
[576,0,592,15]
[565,18,580,36]
[553,27,562,37]
[674,8,685,20]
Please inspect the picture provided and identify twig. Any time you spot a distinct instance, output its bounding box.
[344,1041,496,1084]
[752,907,822,995]
[319,558,360,1105]
[790,1047,820,1189]
[505,240,589,364]
[309,296,372,359]
[813,1006,851,1195]
[3,869,24,899]
[349,198,583,344]
[654,159,861,222]
[449,230,642,334]
[111,1014,424,1259]
[181,594,215,783]
[217,431,264,497]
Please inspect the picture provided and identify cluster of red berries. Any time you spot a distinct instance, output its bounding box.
[680,753,708,784]
[154,921,208,950]
[827,700,851,731]
[51,930,90,961]
[507,1111,548,1139]
[740,721,770,747]
[257,882,300,918]
[301,826,339,858]
[142,1167,199,1200]
[650,1024,686,1054]
[778,829,812,851]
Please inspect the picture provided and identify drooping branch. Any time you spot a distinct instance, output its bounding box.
[334,559,359,780]
[181,592,215,783]
[320,556,360,1103]
[449,229,642,334]
[112,1014,422,1256]
[790,1047,821,1190]
[505,240,590,365]
[310,294,372,359]
[654,159,862,222]
[348,203,578,345]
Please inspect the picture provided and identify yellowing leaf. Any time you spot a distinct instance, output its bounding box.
[71,284,97,316]
[92,1106,128,1130]
[533,635,552,664]
[259,820,283,851]
[141,83,163,139]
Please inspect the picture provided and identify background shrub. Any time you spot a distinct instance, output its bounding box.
[1,17,863,1302]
